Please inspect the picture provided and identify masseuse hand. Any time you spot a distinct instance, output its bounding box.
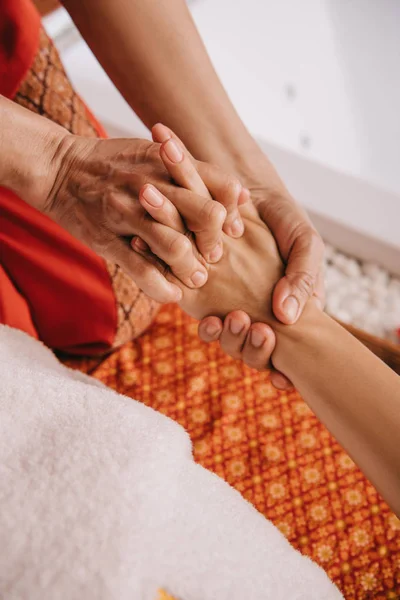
[41,132,250,303]
[2,97,246,304]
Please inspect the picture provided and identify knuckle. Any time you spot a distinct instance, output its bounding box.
[212,202,227,225]
[147,142,161,162]
[221,176,241,206]
[138,140,158,162]
[294,271,317,298]
[308,228,324,254]
[91,231,117,256]
[244,356,267,372]
[167,234,192,263]
[199,200,226,229]
[134,259,168,296]
[219,340,241,361]
[103,192,125,224]
[295,224,323,254]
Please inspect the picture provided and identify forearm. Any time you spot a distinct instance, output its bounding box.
[0,95,67,209]
[63,0,282,189]
[273,306,400,516]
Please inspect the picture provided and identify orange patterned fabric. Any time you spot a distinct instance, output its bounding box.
[64,304,400,600]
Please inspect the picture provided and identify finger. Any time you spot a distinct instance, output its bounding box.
[153,124,247,233]
[131,236,150,253]
[153,125,232,262]
[241,323,276,371]
[219,311,251,359]
[105,186,187,237]
[152,123,197,161]
[270,371,293,390]
[156,185,227,264]
[272,228,325,324]
[195,162,244,238]
[139,184,185,232]
[198,316,224,343]
[137,218,208,289]
[159,137,211,199]
[104,236,182,304]
[238,187,251,206]
[158,139,227,262]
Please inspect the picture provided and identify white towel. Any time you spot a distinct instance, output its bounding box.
[0,325,342,600]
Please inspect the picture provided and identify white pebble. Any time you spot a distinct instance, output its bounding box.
[332,252,349,272]
[341,296,368,318]
[335,309,352,323]
[342,258,361,278]
[324,243,336,262]
[323,245,399,342]
[388,278,400,293]
[359,276,372,290]
[362,262,388,286]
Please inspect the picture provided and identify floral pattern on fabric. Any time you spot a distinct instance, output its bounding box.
[64,303,400,600]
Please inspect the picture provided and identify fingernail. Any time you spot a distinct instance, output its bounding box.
[154,123,171,143]
[283,295,300,323]
[230,217,244,237]
[191,270,207,287]
[173,287,183,302]
[205,323,219,337]
[238,188,251,205]
[251,329,265,348]
[142,185,163,207]
[131,236,148,251]
[229,319,243,335]
[271,372,291,390]
[208,242,223,263]
[164,139,183,163]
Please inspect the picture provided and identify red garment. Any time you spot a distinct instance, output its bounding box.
[0,189,117,354]
[0,0,117,353]
[0,0,40,98]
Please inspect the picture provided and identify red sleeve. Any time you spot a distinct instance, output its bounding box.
[0,0,41,98]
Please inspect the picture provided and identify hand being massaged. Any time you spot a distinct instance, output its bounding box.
[134,125,290,386]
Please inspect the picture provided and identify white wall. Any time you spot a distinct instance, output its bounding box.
[190,0,400,195]
[44,0,400,253]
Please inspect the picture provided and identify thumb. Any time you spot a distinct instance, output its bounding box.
[272,229,324,324]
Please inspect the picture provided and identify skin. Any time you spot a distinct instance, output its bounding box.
[0,95,244,303]
[144,140,400,518]
[62,0,326,374]
[148,125,292,383]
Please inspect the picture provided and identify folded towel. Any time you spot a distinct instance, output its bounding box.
[0,325,343,600]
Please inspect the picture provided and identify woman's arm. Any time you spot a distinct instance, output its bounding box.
[0,96,234,301]
[0,94,66,210]
[273,306,400,517]
[62,0,325,327]
[141,139,400,516]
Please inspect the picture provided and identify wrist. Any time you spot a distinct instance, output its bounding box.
[183,118,280,191]
[0,95,70,211]
[210,140,290,205]
[272,303,330,380]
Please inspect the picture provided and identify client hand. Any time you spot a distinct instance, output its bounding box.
[177,202,283,325]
